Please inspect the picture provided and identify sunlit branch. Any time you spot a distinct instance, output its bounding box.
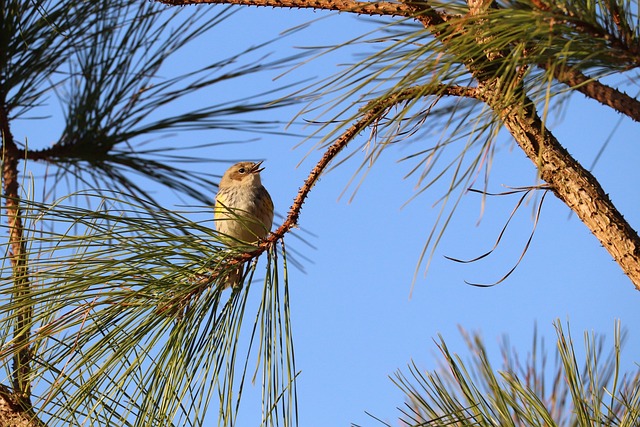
[435,0,640,291]
[169,84,479,301]
[550,66,640,123]
[254,85,478,253]
[157,0,448,22]
[496,94,640,291]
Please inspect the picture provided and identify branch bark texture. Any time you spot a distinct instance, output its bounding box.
[159,0,417,17]
[497,100,640,285]
[550,66,640,123]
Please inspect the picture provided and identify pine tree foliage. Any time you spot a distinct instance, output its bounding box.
[283,0,640,282]
[385,322,640,426]
[1,0,639,425]
[1,0,299,425]
[4,0,298,204]
[0,194,295,426]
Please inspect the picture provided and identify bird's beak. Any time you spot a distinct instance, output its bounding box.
[252,161,265,174]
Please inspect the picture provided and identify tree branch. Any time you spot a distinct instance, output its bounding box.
[157,0,451,22]
[168,84,478,305]
[408,0,640,290]
[450,0,640,289]
[0,102,36,415]
[159,0,415,17]
[0,384,43,427]
[496,97,640,290]
[549,66,640,123]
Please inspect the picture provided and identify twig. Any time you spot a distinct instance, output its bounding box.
[271,85,478,240]
[230,85,479,265]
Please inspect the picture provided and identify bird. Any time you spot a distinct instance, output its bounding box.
[214,161,274,289]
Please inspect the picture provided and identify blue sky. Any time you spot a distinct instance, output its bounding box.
[11,3,640,426]
[181,7,640,425]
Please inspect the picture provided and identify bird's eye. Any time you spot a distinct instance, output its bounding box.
[238,168,246,174]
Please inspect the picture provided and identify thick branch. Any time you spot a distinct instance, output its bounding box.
[411,0,640,289]
[496,98,640,290]
[0,385,43,427]
[455,0,640,288]
[550,66,640,123]
[159,0,416,17]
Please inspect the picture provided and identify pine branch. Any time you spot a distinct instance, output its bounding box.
[157,0,444,20]
[458,0,640,122]
[0,99,38,421]
[388,0,640,290]
[157,0,640,290]
[550,66,640,123]
[451,1,640,289]
[500,98,640,290]
[180,84,479,300]
[390,322,638,426]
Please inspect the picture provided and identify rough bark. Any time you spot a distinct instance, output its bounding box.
[549,67,640,123]
[498,98,640,288]
[406,0,640,290]
[0,385,43,427]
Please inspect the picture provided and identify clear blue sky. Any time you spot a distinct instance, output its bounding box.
[12,4,640,426]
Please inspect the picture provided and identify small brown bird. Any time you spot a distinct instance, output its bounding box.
[214,161,274,288]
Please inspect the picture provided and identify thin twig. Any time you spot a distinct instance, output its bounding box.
[230,85,479,265]
[273,85,478,241]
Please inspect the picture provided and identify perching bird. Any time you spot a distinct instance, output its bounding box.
[214,161,274,289]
